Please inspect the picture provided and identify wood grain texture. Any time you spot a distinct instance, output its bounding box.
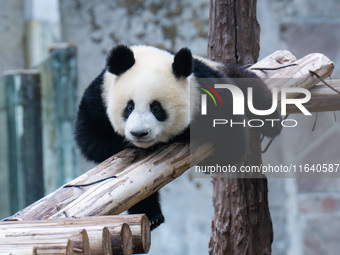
[0,214,148,254]
[7,143,213,222]
[208,1,273,254]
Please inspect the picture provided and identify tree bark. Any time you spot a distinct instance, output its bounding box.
[208,0,273,254]
[208,0,260,65]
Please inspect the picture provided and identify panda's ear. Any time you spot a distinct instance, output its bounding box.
[172,48,193,79]
[107,45,135,76]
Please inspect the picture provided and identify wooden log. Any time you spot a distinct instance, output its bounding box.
[3,69,44,213]
[208,0,273,254]
[7,143,213,221]
[0,230,88,255]
[286,79,340,113]
[251,52,334,99]
[39,42,80,193]
[102,224,132,255]
[0,247,34,255]
[0,240,74,255]
[250,50,337,113]
[250,50,297,78]
[1,214,150,254]
[34,241,74,255]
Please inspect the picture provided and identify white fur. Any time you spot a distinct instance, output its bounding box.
[102,45,201,148]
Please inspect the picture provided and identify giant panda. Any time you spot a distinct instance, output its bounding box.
[75,45,282,230]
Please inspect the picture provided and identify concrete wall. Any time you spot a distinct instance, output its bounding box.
[0,0,25,219]
[59,0,209,97]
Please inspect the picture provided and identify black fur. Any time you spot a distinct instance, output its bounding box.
[193,59,225,78]
[75,45,282,230]
[75,69,130,163]
[150,101,167,122]
[107,45,135,76]
[128,192,164,230]
[172,48,193,78]
[123,100,134,120]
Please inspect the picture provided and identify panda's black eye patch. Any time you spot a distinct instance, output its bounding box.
[150,101,167,122]
[123,100,134,120]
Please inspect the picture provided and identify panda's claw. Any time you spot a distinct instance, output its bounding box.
[149,212,165,230]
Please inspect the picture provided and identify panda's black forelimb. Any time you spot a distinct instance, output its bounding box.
[128,191,164,230]
[74,70,129,163]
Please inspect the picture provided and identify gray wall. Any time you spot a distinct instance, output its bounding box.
[59,0,210,97]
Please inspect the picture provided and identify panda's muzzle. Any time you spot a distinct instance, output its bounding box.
[130,130,149,138]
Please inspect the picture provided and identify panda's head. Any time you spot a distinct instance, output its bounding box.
[102,45,199,148]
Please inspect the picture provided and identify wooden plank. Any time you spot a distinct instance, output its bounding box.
[3,70,44,213]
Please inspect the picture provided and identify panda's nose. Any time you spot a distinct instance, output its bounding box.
[130,130,149,138]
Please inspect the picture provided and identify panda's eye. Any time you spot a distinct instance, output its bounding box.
[151,105,160,113]
[150,101,167,122]
[127,104,134,112]
[123,100,135,120]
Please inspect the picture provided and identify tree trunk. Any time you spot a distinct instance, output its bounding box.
[208,1,273,254]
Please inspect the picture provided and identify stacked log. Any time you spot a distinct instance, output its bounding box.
[0,214,149,254]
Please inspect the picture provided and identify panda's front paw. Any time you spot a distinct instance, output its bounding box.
[128,192,164,230]
[148,211,165,230]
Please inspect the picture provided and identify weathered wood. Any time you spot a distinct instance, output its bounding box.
[7,143,213,221]
[0,229,88,254]
[251,52,334,99]
[287,79,340,113]
[250,50,336,113]
[0,247,35,255]
[208,0,260,65]
[39,42,80,193]
[0,234,82,255]
[102,224,132,255]
[3,70,44,214]
[2,215,150,254]
[208,0,273,254]
[250,50,297,78]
